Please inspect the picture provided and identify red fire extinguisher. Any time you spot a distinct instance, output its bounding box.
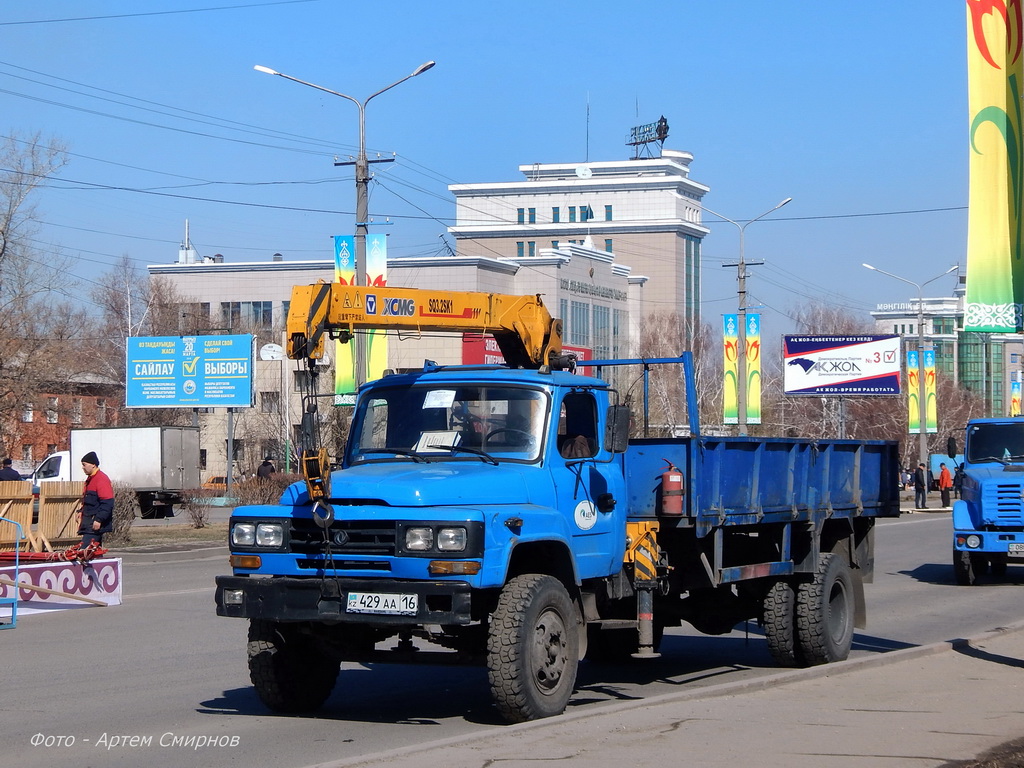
[660,459,684,515]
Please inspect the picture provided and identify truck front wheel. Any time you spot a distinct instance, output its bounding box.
[795,553,854,666]
[247,619,338,713]
[953,549,984,585]
[487,574,580,723]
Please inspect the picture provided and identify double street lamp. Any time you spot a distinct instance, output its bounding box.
[702,197,792,435]
[863,263,958,471]
[254,60,436,388]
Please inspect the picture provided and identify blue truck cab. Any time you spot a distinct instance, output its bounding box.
[950,418,1024,584]
[216,356,900,723]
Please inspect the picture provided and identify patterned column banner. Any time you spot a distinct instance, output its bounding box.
[723,314,739,425]
[365,234,388,383]
[745,313,762,425]
[333,235,357,401]
[965,1,1024,331]
[907,350,922,433]
[924,349,938,434]
[1012,379,1022,415]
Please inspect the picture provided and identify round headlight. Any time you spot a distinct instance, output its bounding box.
[437,527,467,551]
[966,534,982,549]
[231,523,255,546]
[405,527,433,551]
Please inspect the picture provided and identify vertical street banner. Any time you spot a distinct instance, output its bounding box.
[1012,379,1022,415]
[923,349,938,433]
[334,236,357,401]
[745,313,762,425]
[908,350,922,433]
[365,234,388,382]
[965,1,1024,331]
[723,314,739,424]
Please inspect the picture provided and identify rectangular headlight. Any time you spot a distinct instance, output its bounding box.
[231,523,255,546]
[405,527,433,551]
[437,527,467,551]
[256,523,284,547]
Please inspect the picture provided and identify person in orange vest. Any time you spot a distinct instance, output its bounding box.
[938,462,953,508]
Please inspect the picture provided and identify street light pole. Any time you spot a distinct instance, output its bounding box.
[254,61,436,388]
[702,197,792,435]
[863,263,958,471]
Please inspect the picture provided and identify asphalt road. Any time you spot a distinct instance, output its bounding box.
[5,510,1021,768]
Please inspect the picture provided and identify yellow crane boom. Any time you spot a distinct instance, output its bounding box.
[286,283,566,369]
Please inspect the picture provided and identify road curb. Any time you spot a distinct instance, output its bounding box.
[309,619,1024,768]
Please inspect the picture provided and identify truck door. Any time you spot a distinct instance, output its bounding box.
[553,391,626,579]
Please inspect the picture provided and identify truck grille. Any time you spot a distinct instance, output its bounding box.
[984,483,1024,525]
[289,519,397,556]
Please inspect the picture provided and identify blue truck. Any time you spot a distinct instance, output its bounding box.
[214,285,901,723]
[949,419,1024,585]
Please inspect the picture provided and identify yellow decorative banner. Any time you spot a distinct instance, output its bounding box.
[334,236,357,401]
[723,314,738,424]
[924,349,937,434]
[907,350,921,433]
[745,313,761,425]
[965,0,1024,331]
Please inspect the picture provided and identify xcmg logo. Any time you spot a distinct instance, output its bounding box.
[788,357,861,375]
[381,296,416,317]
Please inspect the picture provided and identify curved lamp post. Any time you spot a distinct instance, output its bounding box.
[701,197,792,434]
[863,262,958,470]
[254,61,436,388]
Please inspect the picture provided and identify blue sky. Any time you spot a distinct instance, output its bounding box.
[0,1,967,338]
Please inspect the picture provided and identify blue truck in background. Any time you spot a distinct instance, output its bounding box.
[950,418,1024,585]
[215,350,900,723]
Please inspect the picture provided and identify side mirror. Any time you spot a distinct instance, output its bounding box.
[605,406,631,453]
[947,436,958,458]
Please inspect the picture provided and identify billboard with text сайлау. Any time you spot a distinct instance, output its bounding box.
[125,334,254,408]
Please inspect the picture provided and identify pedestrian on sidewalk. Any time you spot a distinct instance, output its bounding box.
[914,462,929,510]
[938,462,953,508]
[76,451,114,546]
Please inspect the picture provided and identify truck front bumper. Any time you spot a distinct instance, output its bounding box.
[215,575,474,625]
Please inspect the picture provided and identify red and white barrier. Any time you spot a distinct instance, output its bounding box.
[0,558,122,615]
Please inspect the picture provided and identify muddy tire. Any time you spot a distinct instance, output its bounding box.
[796,553,855,666]
[247,619,338,713]
[487,574,579,723]
[763,579,800,667]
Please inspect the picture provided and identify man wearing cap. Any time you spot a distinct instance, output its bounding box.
[0,458,21,481]
[76,451,115,546]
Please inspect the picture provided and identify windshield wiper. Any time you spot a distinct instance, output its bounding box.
[433,444,499,466]
[361,448,431,463]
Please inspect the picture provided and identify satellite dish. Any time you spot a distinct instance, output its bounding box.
[575,166,593,179]
[259,343,285,361]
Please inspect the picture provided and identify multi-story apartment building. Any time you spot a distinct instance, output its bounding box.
[447,148,710,335]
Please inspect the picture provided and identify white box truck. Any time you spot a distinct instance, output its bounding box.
[32,426,201,518]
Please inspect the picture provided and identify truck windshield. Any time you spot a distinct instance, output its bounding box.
[967,423,1024,463]
[348,384,548,464]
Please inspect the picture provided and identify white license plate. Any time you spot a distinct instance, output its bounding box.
[1010,543,1024,554]
[346,591,418,615]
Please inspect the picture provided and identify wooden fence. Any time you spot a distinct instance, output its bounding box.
[0,481,83,552]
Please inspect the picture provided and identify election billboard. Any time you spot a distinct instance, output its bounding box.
[126,334,255,408]
[783,335,901,396]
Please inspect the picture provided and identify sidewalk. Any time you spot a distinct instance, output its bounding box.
[318,622,1024,768]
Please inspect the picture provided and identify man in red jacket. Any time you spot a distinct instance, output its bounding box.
[76,451,115,546]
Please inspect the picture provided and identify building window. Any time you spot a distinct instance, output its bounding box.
[604,238,613,253]
[516,241,524,258]
[517,208,525,224]
[569,206,577,223]
[552,241,559,249]
[260,391,281,414]
[243,301,273,329]
[71,398,83,425]
[227,439,245,463]
[22,403,33,423]
[96,398,107,425]
[199,449,207,470]
[604,205,613,221]
[21,444,32,462]
[552,207,560,223]
[569,301,590,346]
[46,397,58,424]
[46,444,56,455]
[581,204,593,222]
[528,207,536,224]
[593,305,610,359]
[528,241,536,257]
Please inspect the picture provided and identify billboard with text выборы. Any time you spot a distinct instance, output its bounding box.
[125,334,255,408]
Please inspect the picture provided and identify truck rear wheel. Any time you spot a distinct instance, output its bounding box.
[247,619,338,713]
[487,574,579,723]
[763,580,800,667]
[795,553,854,665]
